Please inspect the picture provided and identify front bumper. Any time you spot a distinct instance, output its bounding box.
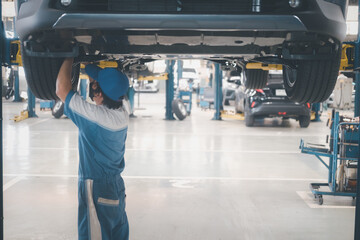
[250,101,310,118]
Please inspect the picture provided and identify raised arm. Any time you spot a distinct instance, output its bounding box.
[56,58,74,102]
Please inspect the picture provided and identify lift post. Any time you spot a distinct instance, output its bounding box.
[27,89,37,118]
[11,20,20,103]
[165,60,175,120]
[127,85,136,117]
[12,66,21,102]
[311,103,322,122]
[177,60,183,88]
[212,63,223,120]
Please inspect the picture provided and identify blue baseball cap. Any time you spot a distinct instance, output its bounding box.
[85,64,129,102]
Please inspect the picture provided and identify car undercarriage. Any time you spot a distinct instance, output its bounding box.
[15,0,348,103]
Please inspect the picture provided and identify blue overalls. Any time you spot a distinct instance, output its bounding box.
[64,90,129,240]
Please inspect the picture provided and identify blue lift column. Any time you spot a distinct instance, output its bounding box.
[11,18,20,103]
[311,103,321,122]
[177,60,183,88]
[165,60,175,120]
[212,63,223,120]
[27,89,37,118]
[25,51,37,117]
[127,85,136,118]
[12,66,21,102]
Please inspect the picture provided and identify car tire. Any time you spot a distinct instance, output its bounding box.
[244,103,254,127]
[283,51,341,103]
[245,69,268,89]
[234,94,245,113]
[21,43,80,100]
[235,100,241,113]
[245,112,254,127]
[299,115,310,128]
[172,99,187,120]
[52,100,64,119]
[224,99,230,106]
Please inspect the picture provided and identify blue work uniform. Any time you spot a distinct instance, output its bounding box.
[64,90,129,240]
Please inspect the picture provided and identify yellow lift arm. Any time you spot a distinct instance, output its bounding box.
[10,40,22,66]
[137,73,168,81]
[80,61,119,79]
[80,61,118,69]
[246,63,282,71]
[339,44,355,71]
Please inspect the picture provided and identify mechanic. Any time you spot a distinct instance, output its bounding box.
[56,58,130,240]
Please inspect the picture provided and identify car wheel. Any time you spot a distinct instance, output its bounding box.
[21,43,80,100]
[245,112,254,127]
[244,69,268,89]
[299,115,310,128]
[235,100,241,113]
[52,100,64,119]
[172,99,187,120]
[224,99,230,106]
[244,103,254,127]
[283,51,341,103]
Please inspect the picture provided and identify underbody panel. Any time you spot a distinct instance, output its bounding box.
[15,0,347,62]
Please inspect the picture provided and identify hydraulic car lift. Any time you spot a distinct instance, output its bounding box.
[1,3,360,240]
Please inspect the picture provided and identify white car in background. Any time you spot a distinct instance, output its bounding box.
[133,79,159,93]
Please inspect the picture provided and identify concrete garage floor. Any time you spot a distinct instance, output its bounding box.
[2,93,356,240]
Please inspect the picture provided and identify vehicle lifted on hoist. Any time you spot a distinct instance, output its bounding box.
[15,0,347,103]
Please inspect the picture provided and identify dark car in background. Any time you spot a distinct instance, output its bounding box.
[15,0,347,103]
[234,71,311,127]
